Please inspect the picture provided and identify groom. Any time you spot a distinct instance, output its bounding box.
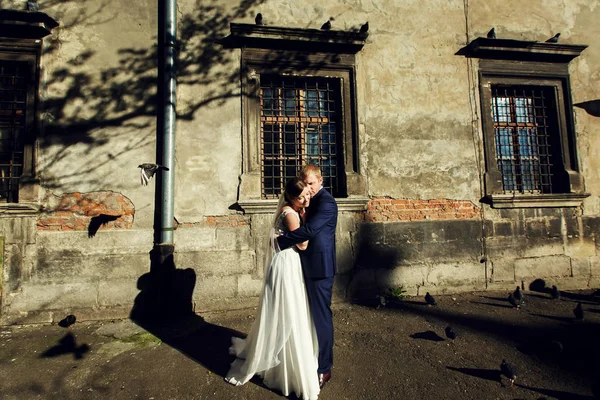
[277,164,338,388]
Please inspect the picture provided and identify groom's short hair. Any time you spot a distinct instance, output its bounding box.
[300,163,321,179]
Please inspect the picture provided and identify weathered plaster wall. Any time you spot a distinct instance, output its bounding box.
[1,0,599,323]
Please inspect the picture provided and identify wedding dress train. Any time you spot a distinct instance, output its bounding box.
[225,209,320,400]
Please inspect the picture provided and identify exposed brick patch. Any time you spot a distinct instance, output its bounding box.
[205,215,249,228]
[37,191,134,231]
[366,197,480,222]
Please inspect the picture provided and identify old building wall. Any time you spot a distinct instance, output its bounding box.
[1,0,599,324]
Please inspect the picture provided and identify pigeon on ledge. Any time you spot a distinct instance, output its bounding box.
[546,33,560,43]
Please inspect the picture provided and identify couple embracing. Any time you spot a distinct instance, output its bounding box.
[225,164,338,400]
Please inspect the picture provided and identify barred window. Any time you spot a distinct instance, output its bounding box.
[491,86,559,194]
[0,60,28,203]
[260,76,342,199]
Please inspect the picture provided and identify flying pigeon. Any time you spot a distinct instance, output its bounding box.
[321,19,332,30]
[138,163,169,186]
[513,286,524,304]
[573,302,584,321]
[255,13,263,25]
[546,33,560,43]
[508,293,522,309]
[550,285,560,300]
[425,292,437,306]
[500,359,517,386]
[487,27,496,39]
[58,314,76,328]
[445,326,457,340]
[27,0,39,12]
[359,22,369,34]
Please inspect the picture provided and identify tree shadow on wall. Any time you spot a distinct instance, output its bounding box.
[37,0,353,192]
[130,246,245,377]
[37,0,267,191]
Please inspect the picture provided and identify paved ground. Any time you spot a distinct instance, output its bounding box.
[1,289,599,400]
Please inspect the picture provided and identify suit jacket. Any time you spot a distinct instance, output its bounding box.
[277,187,338,278]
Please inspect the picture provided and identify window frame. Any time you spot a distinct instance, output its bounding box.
[478,59,588,208]
[242,49,358,201]
[222,23,371,213]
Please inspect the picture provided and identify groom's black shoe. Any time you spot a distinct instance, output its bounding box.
[318,371,331,389]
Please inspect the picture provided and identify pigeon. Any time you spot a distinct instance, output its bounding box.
[550,285,560,300]
[58,314,76,328]
[359,22,369,34]
[445,326,457,340]
[255,13,263,25]
[487,27,496,39]
[425,292,437,306]
[546,33,560,43]
[508,293,522,309]
[321,19,332,31]
[513,286,524,304]
[573,302,584,321]
[138,163,169,186]
[27,0,39,12]
[500,359,517,386]
[376,294,387,309]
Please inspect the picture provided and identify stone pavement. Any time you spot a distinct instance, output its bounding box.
[1,291,599,400]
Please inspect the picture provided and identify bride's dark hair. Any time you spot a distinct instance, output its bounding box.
[283,177,306,204]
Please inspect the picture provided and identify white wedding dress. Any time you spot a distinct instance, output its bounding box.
[225,208,320,400]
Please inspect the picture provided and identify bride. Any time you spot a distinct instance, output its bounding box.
[225,177,320,400]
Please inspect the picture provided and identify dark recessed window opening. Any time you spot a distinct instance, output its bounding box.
[260,75,343,199]
[491,85,562,195]
[0,61,28,203]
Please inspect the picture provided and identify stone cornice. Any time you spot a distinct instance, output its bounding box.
[220,23,368,54]
[461,37,587,63]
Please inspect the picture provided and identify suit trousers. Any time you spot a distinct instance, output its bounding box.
[305,275,334,374]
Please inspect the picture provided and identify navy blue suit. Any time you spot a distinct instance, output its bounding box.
[277,187,337,373]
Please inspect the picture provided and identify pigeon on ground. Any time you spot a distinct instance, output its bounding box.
[425,292,437,306]
[58,314,76,328]
[138,163,169,186]
[376,294,387,309]
[445,326,457,340]
[508,293,522,309]
[255,13,263,25]
[546,33,560,43]
[359,22,369,34]
[550,285,560,300]
[573,302,584,321]
[513,286,524,304]
[27,0,39,12]
[487,27,496,39]
[321,19,332,30]
[500,359,517,386]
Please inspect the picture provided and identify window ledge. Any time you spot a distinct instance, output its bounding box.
[461,37,587,63]
[221,23,368,54]
[488,193,590,208]
[238,196,370,215]
[0,202,40,216]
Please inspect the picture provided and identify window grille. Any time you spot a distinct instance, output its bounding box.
[0,61,27,203]
[492,85,557,194]
[260,75,341,199]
